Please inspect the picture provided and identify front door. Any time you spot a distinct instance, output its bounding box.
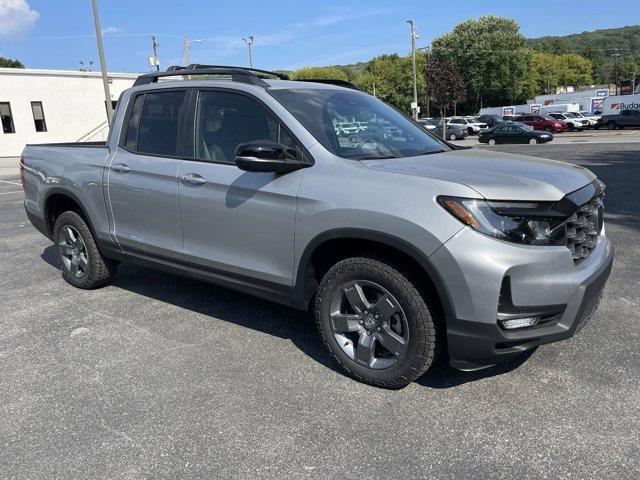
[107,90,187,260]
[177,89,303,294]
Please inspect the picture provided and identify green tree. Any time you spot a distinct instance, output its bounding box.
[530,52,593,94]
[556,54,592,86]
[431,15,532,110]
[354,53,427,114]
[290,66,348,81]
[0,57,24,68]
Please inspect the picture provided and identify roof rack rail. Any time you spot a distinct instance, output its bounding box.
[132,64,361,91]
[293,78,361,91]
[133,64,289,87]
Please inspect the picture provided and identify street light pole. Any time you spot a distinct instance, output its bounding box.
[91,0,113,124]
[407,20,419,120]
[242,36,254,68]
[183,35,203,66]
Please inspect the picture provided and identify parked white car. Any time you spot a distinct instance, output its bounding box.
[575,111,600,126]
[548,112,589,131]
[446,116,488,134]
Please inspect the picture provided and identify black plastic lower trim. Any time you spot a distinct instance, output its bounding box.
[448,247,613,371]
[99,241,294,307]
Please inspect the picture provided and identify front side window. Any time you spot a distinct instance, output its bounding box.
[31,101,47,132]
[194,91,279,163]
[130,90,186,156]
[0,102,15,134]
[270,89,447,160]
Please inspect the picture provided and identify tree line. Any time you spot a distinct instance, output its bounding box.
[290,16,638,116]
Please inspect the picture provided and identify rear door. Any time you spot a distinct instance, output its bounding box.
[107,89,188,260]
[177,88,305,293]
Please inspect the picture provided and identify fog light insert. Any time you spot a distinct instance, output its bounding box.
[500,316,540,330]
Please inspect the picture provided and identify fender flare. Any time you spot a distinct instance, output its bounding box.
[42,187,97,240]
[292,228,456,324]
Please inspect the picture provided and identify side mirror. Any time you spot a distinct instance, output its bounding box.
[235,141,299,173]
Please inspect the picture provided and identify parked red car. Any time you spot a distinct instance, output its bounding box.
[516,114,566,133]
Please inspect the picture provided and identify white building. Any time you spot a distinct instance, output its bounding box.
[0,68,139,157]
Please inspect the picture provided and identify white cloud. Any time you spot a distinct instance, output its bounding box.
[101,26,123,35]
[0,0,39,37]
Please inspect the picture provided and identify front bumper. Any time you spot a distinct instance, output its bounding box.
[430,228,614,371]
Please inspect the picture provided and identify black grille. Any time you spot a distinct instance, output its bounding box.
[566,195,604,262]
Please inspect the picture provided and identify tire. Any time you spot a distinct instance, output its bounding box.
[528,137,538,145]
[607,121,617,130]
[568,123,575,131]
[448,133,457,141]
[544,126,553,133]
[488,138,497,146]
[314,256,438,389]
[467,127,474,135]
[53,211,117,289]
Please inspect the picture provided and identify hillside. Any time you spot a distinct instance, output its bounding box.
[527,25,640,60]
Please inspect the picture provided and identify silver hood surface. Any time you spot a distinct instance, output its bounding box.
[362,148,596,201]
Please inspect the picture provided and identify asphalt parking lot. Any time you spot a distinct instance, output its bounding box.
[1,141,639,479]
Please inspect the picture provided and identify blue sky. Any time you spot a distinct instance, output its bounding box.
[1,0,639,73]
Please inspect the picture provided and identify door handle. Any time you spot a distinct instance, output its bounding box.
[181,173,206,186]
[112,163,130,173]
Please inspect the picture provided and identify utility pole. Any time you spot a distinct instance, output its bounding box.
[407,20,419,120]
[182,35,203,66]
[151,35,160,71]
[91,0,113,124]
[612,49,621,95]
[242,36,254,68]
[183,35,190,66]
[373,82,376,97]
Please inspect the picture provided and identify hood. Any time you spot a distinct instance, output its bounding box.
[362,148,595,201]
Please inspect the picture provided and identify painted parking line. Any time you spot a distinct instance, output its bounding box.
[0,179,21,186]
[0,191,23,195]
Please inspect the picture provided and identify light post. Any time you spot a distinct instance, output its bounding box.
[242,36,254,68]
[91,0,113,124]
[407,20,420,120]
[183,35,203,66]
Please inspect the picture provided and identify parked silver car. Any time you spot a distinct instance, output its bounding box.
[21,65,613,388]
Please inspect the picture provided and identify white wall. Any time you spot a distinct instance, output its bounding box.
[534,89,609,107]
[0,68,138,157]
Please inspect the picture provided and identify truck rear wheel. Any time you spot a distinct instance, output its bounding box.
[314,256,438,389]
[53,211,117,289]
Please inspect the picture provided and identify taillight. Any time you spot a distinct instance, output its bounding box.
[19,157,26,189]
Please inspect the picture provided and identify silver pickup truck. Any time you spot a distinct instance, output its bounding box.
[21,65,613,388]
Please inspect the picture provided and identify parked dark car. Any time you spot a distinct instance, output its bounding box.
[516,114,566,133]
[596,109,640,130]
[476,114,503,128]
[420,118,468,141]
[478,122,554,145]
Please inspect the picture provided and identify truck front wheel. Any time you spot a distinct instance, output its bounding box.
[314,256,438,389]
[53,211,117,289]
[607,121,617,130]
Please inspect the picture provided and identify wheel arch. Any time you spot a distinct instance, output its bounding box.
[293,229,456,325]
[43,188,97,241]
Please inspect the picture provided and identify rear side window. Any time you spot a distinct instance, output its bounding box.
[125,91,186,156]
[0,102,15,133]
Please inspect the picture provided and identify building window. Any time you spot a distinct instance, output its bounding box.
[0,102,15,134]
[31,102,47,132]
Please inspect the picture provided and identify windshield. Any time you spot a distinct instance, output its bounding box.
[270,89,448,159]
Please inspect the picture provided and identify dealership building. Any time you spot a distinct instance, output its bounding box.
[0,68,139,157]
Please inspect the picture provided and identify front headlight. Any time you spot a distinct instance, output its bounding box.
[438,196,566,245]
